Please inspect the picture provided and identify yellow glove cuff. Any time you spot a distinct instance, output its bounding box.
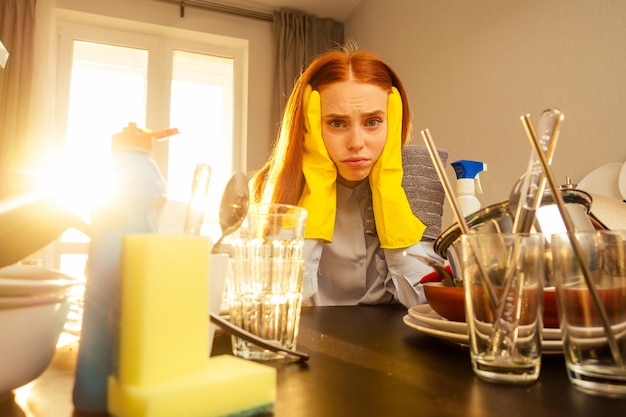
[369,87,426,248]
[297,85,337,241]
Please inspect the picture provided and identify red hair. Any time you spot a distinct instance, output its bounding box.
[250,49,412,205]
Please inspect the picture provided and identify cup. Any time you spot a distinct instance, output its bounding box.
[551,230,626,397]
[450,233,545,383]
[227,203,307,360]
[208,253,229,355]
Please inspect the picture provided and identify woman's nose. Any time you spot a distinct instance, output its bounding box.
[346,128,364,150]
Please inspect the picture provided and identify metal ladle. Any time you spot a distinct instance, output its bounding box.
[212,171,249,254]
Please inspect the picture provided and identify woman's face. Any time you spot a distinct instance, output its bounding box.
[319,81,388,187]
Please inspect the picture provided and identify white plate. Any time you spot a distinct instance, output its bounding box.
[404,307,563,353]
[403,315,469,344]
[0,294,68,309]
[589,193,626,230]
[408,304,467,334]
[577,162,623,201]
[0,278,80,297]
[409,304,562,340]
[0,264,83,297]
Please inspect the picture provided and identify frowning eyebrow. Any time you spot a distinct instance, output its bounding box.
[323,110,385,119]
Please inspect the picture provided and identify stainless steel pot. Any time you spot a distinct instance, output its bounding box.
[433,188,600,286]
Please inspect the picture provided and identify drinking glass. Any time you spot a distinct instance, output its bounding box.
[450,233,545,383]
[227,204,307,360]
[552,230,626,397]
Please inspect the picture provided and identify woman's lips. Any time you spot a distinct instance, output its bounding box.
[342,158,369,168]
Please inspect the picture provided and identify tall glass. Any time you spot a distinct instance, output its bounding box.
[227,204,307,360]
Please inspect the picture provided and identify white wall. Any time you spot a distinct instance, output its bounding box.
[55,0,275,173]
[345,0,626,229]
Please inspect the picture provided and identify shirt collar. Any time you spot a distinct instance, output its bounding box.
[336,180,370,208]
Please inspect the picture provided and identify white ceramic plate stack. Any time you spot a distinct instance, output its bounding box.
[0,264,84,398]
[403,304,563,354]
[0,264,83,307]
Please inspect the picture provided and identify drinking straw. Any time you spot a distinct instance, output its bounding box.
[524,118,624,368]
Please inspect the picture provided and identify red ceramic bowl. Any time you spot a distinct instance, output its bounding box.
[423,283,465,322]
[423,282,559,328]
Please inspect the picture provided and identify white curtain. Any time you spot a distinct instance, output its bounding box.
[271,8,344,138]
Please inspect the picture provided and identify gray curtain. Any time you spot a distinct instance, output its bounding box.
[272,8,344,138]
[0,0,36,198]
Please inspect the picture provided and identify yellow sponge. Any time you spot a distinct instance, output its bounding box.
[117,235,210,386]
[108,355,276,417]
[109,235,277,417]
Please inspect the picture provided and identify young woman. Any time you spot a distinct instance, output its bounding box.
[250,48,442,307]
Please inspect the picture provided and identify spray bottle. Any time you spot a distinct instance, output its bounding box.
[72,122,178,413]
[451,159,487,217]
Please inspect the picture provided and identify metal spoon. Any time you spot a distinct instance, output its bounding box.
[212,171,249,254]
[209,312,309,361]
[403,252,456,287]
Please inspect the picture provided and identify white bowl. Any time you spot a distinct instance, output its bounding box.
[0,299,71,398]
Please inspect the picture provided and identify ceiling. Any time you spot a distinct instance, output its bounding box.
[214,0,362,21]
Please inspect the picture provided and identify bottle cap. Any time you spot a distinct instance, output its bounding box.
[451,160,488,196]
[112,122,180,151]
[450,160,487,179]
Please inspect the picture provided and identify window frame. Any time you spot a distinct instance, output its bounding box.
[49,14,249,271]
[56,18,248,176]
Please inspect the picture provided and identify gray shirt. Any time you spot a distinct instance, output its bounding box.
[302,181,443,307]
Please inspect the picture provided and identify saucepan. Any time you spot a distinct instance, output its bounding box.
[433,187,600,286]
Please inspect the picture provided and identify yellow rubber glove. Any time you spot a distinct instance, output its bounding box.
[369,87,426,248]
[297,85,337,241]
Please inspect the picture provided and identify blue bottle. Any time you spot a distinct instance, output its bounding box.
[72,122,173,413]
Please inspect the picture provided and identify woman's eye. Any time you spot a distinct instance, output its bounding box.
[366,118,383,127]
[329,120,344,128]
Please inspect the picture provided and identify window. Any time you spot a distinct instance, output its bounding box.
[50,20,246,274]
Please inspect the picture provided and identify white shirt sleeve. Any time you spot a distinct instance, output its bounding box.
[302,238,323,305]
[384,240,443,308]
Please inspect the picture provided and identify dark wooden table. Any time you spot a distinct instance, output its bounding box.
[2,304,626,417]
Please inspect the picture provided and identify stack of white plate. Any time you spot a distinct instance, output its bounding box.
[0,264,84,398]
[0,264,83,308]
[403,304,563,354]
